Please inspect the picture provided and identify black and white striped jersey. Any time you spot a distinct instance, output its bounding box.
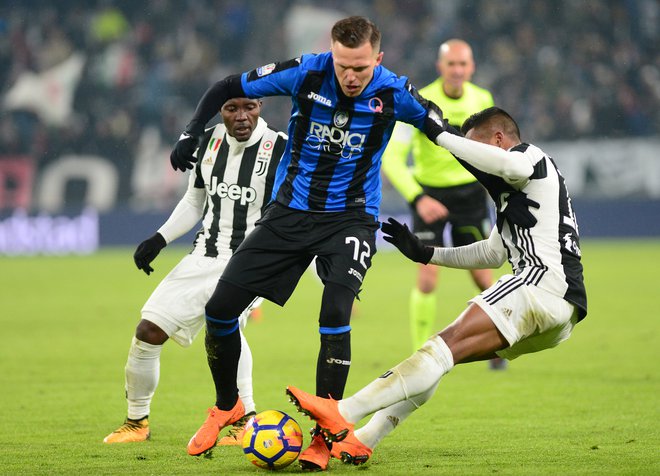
[457,142,587,320]
[189,118,286,257]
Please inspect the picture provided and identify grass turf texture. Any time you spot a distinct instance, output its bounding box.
[1,240,658,475]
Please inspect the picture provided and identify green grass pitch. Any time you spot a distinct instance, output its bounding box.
[1,240,658,474]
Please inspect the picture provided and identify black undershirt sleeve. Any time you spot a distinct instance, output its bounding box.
[185,74,245,136]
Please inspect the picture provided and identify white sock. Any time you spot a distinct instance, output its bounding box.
[125,337,162,420]
[339,334,454,423]
[237,330,256,414]
[355,381,439,449]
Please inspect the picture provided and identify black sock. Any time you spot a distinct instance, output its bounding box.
[316,331,351,399]
[206,329,241,410]
[204,281,256,411]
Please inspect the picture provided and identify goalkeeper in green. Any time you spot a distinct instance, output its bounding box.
[382,39,504,369]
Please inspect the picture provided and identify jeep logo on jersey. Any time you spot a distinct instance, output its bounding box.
[307,91,332,107]
[307,121,366,158]
[206,177,256,205]
[333,110,349,128]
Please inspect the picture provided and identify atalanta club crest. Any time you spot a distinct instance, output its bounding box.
[333,110,349,128]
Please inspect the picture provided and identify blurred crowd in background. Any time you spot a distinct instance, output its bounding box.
[0,0,659,212]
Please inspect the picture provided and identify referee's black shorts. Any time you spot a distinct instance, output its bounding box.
[413,181,492,247]
[220,202,379,306]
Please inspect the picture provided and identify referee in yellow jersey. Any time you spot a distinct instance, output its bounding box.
[382,39,505,369]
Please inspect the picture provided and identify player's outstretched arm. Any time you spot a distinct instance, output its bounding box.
[382,217,507,270]
[428,230,507,270]
[170,74,244,171]
[434,132,533,183]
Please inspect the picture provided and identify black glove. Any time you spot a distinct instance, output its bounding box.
[170,132,201,171]
[423,100,449,143]
[133,233,167,275]
[381,217,433,265]
[501,192,540,228]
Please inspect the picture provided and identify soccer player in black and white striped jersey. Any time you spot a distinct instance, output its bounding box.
[103,97,286,445]
[285,107,587,465]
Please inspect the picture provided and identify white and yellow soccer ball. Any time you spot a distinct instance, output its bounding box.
[242,410,304,470]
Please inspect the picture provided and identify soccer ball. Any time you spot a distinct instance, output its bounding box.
[242,410,303,470]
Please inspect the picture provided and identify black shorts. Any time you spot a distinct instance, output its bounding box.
[220,202,379,306]
[413,181,492,246]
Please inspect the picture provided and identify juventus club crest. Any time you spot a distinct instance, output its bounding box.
[256,140,274,176]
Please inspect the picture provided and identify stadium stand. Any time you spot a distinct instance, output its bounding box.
[0,1,658,221]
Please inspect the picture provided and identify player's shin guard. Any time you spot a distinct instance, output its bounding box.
[316,329,351,399]
[125,337,162,420]
[340,334,454,423]
[205,313,241,411]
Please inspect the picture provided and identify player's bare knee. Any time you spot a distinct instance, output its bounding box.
[417,282,436,294]
[417,268,437,293]
[135,319,168,345]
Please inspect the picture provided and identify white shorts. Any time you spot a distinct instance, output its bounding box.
[141,254,262,347]
[470,274,578,360]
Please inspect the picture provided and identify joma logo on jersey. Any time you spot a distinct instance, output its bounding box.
[307,91,332,107]
[348,267,364,282]
[206,177,256,205]
[308,122,365,149]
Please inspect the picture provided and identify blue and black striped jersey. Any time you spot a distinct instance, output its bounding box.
[239,52,430,216]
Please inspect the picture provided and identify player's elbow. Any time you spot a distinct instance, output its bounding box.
[482,251,506,269]
[182,191,205,212]
[494,253,508,268]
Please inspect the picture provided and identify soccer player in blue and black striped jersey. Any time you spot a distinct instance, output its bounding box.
[173,16,450,469]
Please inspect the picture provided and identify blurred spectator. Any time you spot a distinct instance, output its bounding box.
[0,0,658,211]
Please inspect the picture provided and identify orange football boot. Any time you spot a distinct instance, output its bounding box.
[187,399,245,455]
[330,431,372,465]
[286,386,352,442]
[217,411,255,446]
[103,417,150,443]
[298,430,331,471]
